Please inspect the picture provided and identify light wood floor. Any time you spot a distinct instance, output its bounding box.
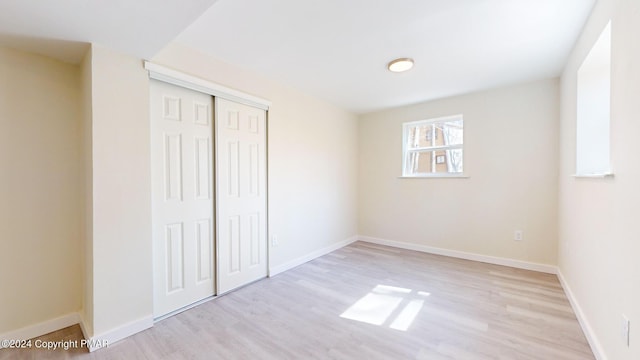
[1,242,595,359]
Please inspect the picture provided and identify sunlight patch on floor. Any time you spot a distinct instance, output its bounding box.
[340,285,430,331]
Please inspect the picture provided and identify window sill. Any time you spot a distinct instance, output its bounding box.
[572,173,614,179]
[398,174,470,179]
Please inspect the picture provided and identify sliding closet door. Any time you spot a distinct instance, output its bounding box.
[151,80,215,318]
[216,98,268,294]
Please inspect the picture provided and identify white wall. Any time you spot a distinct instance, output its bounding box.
[152,42,359,270]
[359,79,559,267]
[0,47,82,333]
[558,0,640,358]
[88,44,153,337]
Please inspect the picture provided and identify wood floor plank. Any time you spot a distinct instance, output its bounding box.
[0,242,595,359]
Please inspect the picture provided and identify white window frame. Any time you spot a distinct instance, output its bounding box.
[574,21,613,178]
[401,114,466,178]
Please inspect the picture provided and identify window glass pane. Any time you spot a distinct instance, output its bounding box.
[576,21,611,175]
[407,124,433,149]
[406,151,432,174]
[436,120,463,146]
[402,115,464,176]
[434,150,448,173]
[406,149,463,175]
[446,148,463,173]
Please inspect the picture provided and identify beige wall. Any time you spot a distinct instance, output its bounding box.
[152,42,359,269]
[0,47,83,333]
[359,79,559,266]
[558,0,640,358]
[0,39,358,340]
[89,44,153,336]
[80,45,94,336]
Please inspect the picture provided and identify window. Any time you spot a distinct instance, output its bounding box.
[576,21,611,176]
[402,115,463,177]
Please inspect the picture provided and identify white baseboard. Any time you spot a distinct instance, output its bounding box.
[86,315,153,352]
[0,312,80,342]
[358,235,557,274]
[0,312,153,353]
[557,269,607,360]
[269,235,359,276]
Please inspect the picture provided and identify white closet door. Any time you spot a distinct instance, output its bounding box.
[151,80,215,318]
[216,97,268,294]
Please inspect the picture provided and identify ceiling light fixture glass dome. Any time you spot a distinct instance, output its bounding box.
[387,58,414,72]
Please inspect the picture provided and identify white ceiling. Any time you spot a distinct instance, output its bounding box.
[0,0,594,114]
[177,0,595,113]
[0,0,218,60]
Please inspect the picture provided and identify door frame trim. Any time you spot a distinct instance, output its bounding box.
[144,61,271,111]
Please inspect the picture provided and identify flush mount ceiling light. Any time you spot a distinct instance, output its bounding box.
[387,58,414,72]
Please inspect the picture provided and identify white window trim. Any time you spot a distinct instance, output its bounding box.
[398,174,469,179]
[401,114,466,178]
[572,173,614,179]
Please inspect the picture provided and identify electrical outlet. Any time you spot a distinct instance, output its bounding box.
[621,315,630,346]
[514,230,523,241]
[271,235,279,247]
